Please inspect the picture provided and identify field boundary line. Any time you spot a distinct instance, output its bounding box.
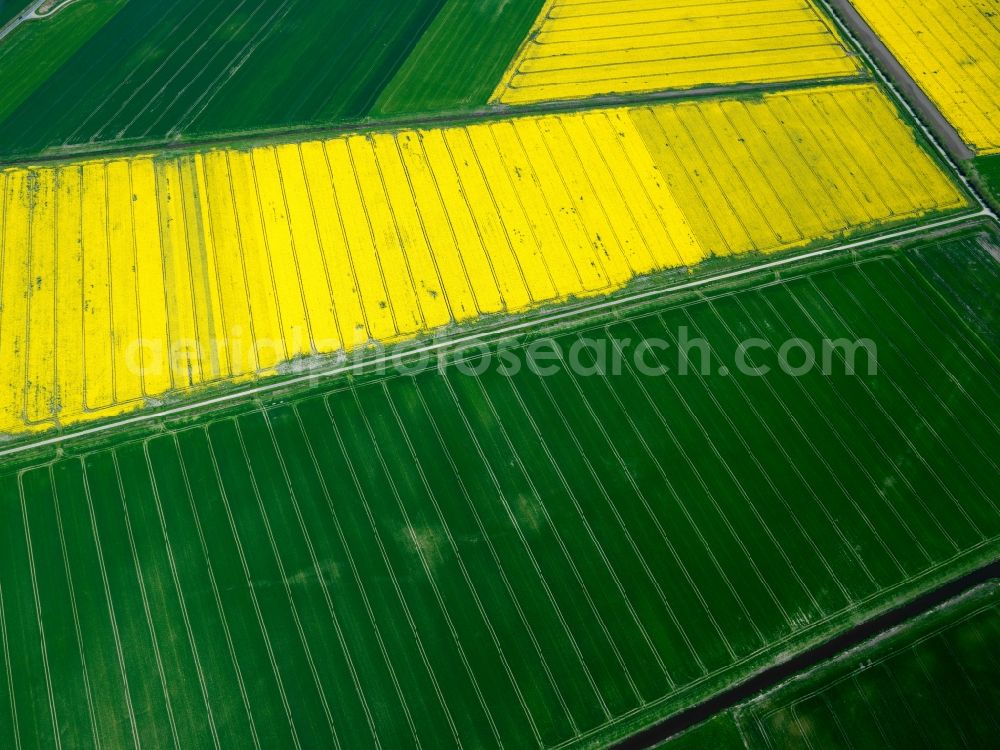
[0,76,874,168]
[0,210,988,460]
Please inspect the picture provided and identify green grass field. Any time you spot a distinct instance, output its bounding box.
[974,154,1000,207]
[0,0,550,158]
[0,0,448,157]
[371,0,543,117]
[2,223,998,749]
[667,580,1000,748]
[0,0,127,126]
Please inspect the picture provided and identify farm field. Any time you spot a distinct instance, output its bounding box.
[741,581,1000,748]
[974,153,1000,206]
[0,1,998,746]
[663,581,1000,748]
[372,0,544,117]
[490,0,862,106]
[0,0,869,159]
[0,0,448,158]
[0,81,967,438]
[0,0,554,156]
[848,0,1000,154]
[2,224,999,749]
[0,0,128,126]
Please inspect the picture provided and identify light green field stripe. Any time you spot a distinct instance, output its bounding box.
[113,440,221,747]
[0,471,57,748]
[290,400,461,749]
[81,453,176,748]
[143,434,261,749]
[47,460,136,749]
[371,0,545,117]
[19,466,97,749]
[0,473,19,749]
[171,427,306,749]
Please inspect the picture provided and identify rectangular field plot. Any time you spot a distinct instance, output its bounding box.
[849,0,1000,154]
[0,82,967,437]
[2,226,999,749]
[491,0,862,105]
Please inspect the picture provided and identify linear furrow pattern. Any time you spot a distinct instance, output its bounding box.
[0,0,449,158]
[850,0,1000,154]
[1,233,999,748]
[491,0,862,105]
[0,83,965,436]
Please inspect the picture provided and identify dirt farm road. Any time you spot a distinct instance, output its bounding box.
[823,0,975,163]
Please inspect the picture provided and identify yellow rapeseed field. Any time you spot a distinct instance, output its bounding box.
[491,0,862,105]
[850,0,1000,154]
[0,83,966,435]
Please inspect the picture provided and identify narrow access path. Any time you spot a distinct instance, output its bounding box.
[823,0,974,163]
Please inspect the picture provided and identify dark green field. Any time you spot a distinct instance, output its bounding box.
[0,0,127,125]
[0,0,447,157]
[974,154,1000,207]
[2,224,998,748]
[0,0,32,27]
[668,580,1000,748]
[0,0,549,159]
[742,581,1000,748]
